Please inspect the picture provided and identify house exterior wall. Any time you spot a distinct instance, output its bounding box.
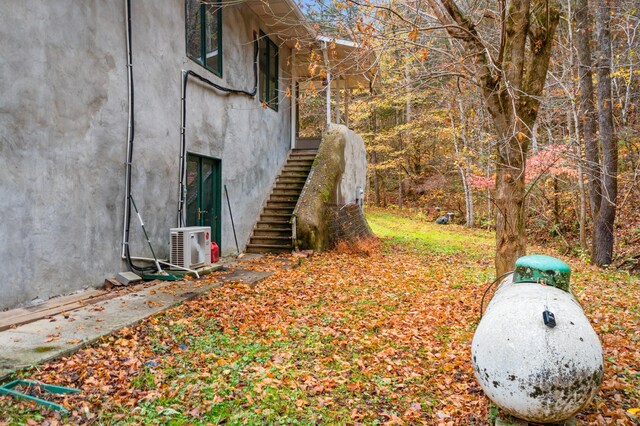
[0,0,292,310]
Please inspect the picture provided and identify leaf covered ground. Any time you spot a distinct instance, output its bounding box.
[1,208,638,425]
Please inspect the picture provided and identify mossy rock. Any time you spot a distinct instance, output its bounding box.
[295,124,347,251]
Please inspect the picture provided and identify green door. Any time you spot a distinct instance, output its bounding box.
[186,154,222,245]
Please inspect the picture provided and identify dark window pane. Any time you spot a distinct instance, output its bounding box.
[269,42,278,108]
[205,5,220,73]
[259,37,268,103]
[259,33,278,110]
[201,159,214,228]
[186,156,199,227]
[186,0,202,64]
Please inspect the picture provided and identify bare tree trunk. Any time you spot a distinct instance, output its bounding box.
[571,108,589,251]
[427,0,560,275]
[396,108,403,208]
[479,102,493,227]
[593,0,617,265]
[453,99,475,227]
[493,132,528,275]
[563,0,589,251]
[398,169,403,208]
[575,0,601,221]
[575,0,619,266]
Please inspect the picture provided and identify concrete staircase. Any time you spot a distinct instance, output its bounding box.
[245,150,317,254]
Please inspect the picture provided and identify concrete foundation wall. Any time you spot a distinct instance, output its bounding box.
[0,0,292,310]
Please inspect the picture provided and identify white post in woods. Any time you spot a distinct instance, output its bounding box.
[344,77,350,127]
[335,79,341,124]
[322,41,331,126]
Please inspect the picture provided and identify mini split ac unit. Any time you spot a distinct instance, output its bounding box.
[170,226,211,269]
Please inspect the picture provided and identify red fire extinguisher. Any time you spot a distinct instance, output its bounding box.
[210,242,219,263]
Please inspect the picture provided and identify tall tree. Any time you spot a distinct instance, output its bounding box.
[575,0,618,266]
[593,0,618,265]
[425,0,561,275]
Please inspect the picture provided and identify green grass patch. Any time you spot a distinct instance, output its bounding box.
[366,208,494,258]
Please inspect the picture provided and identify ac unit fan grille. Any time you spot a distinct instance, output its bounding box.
[170,232,186,267]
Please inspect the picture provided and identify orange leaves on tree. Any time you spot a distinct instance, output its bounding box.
[408,26,419,42]
[419,48,429,62]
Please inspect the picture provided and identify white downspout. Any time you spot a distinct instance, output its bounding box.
[290,53,297,150]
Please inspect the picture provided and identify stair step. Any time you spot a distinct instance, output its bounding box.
[285,161,312,166]
[282,167,312,174]
[250,236,293,245]
[269,194,298,202]
[280,172,311,179]
[246,244,292,254]
[288,157,315,163]
[255,221,291,229]
[286,159,314,166]
[279,173,308,179]
[278,178,307,185]
[289,153,316,158]
[285,157,313,167]
[260,213,292,221]
[274,183,305,190]
[288,155,315,160]
[265,207,296,214]
[253,228,292,237]
[271,187,302,196]
[265,201,297,208]
[263,208,294,215]
[272,186,303,192]
[274,181,305,187]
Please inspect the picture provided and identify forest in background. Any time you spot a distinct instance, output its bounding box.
[296,0,639,272]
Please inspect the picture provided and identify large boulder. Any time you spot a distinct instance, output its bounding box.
[294,124,368,251]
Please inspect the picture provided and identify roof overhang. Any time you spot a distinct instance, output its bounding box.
[242,0,378,89]
[243,0,316,48]
[315,36,377,89]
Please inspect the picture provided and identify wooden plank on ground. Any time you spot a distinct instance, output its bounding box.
[0,289,108,332]
[22,290,106,313]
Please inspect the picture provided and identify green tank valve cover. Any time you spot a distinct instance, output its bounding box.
[513,255,571,292]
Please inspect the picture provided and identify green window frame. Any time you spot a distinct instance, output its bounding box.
[259,31,279,111]
[185,0,222,76]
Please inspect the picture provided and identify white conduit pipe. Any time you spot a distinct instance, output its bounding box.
[128,257,200,279]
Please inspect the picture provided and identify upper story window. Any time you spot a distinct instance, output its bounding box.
[259,32,278,111]
[186,0,222,76]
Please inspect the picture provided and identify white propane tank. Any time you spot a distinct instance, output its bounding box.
[472,255,603,423]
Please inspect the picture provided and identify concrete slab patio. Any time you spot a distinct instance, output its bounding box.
[0,255,278,381]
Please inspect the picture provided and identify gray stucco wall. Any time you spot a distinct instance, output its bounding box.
[0,0,292,310]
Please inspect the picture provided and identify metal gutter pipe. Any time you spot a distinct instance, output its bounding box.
[121,0,134,259]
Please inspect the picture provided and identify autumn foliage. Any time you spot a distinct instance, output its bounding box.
[0,210,638,425]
